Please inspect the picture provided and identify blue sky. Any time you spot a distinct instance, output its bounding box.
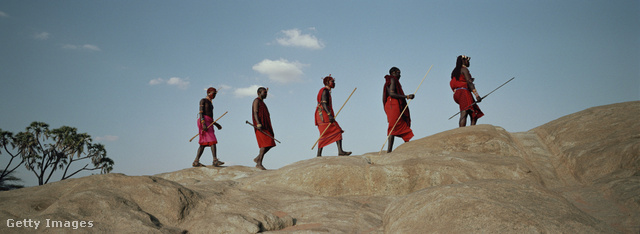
[1,0,638,187]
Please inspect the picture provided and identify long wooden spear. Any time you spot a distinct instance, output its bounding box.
[448,77,515,120]
[245,121,281,144]
[379,65,433,154]
[189,111,228,142]
[311,87,357,150]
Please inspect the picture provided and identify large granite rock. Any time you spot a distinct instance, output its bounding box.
[1,101,638,233]
[384,180,616,233]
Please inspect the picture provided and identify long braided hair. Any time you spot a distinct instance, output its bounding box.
[451,55,468,80]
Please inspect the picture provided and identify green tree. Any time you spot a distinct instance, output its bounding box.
[0,170,23,191]
[0,129,24,190]
[1,122,114,186]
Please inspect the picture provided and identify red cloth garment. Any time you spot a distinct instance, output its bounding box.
[383,75,411,126]
[197,115,217,146]
[450,74,484,119]
[252,98,276,148]
[384,96,414,142]
[315,87,344,149]
[383,75,413,142]
[449,74,468,91]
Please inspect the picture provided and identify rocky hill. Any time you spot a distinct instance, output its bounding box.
[1,101,638,233]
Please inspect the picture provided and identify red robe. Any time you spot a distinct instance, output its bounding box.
[383,75,414,142]
[315,87,344,149]
[450,74,484,119]
[197,115,217,146]
[252,98,276,148]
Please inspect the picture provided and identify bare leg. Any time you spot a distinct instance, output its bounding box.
[193,145,206,166]
[387,136,395,153]
[211,145,224,166]
[211,144,217,161]
[470,112,478,126]
[459,111,468,127]
[255,146,272,170]
[337,140,351,156]
[317,147,323,157]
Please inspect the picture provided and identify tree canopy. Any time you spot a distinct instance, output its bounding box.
[0,122,114,187]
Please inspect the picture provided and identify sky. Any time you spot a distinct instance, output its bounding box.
[1,0,638,187]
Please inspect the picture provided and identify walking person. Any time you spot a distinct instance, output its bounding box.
[315,75,352,157]
[383,67,415,153]
[193,87,224,167]
[252,87,275,170]
[450,55,483,127]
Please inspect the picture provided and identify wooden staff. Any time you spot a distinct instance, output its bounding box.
[448,77,515,120]
[189,111,228,142]
[311,87,357,150]
[246,121,281,144]
[380,65,433,154]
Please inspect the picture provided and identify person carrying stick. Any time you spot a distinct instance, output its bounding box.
[315,75,352,157]
[383,67,415,153]
[450,55,483,127]
[193,87,224,167]
[252,87,275,170]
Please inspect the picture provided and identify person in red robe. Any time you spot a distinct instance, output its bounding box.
[193,87,224,167]
[383,67,415,153]
[252,87,275,170]
[315,75,352,157]
[450,55,483,127]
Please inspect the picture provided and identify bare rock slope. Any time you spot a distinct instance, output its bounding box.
[1,101,638,233]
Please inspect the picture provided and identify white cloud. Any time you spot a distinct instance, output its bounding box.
[234,85,262,98]
[34,32,49,40]
[0,11,9,18]
[62,44,101,51]
[82,44,101,51]
[252,58,307,84]
[167,77,190,89]
[149,78,164,86]
[276,28,324,50]
[149,77,190,89]
[95,135,119,142]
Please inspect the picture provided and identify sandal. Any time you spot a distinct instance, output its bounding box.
[192,161,205,167]
[212,160,225,167]
[338,151,352,156]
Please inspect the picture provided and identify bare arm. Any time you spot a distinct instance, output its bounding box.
[252,99,262,128]
[320,89,334,122]
[199,99,207,130]
[387,79,414,99]
[461,67,475,90]
[462,67,481,100]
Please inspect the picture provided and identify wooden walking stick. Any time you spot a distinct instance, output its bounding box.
[245,121,281,144]
[379,65,433,154]
[189,111,228,142]
[311,87,357,150]
[448,77,515,120]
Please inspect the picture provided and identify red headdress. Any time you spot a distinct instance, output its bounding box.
[323,74,334,86]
